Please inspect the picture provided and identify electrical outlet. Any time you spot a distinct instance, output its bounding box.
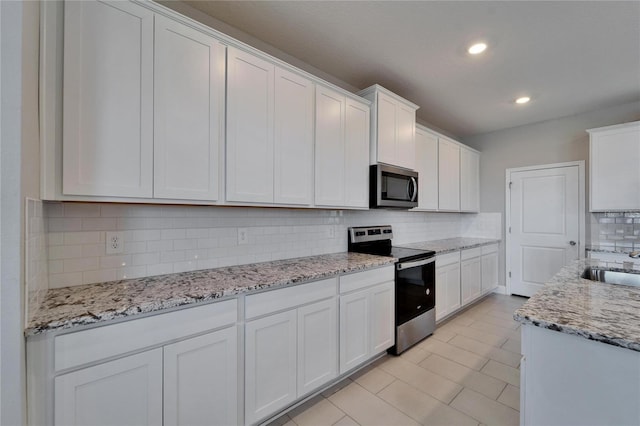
[238,228,248,245]
[106,231,124,254]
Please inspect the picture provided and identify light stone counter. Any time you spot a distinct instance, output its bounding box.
[397,237,500,254]
[514,258,640,352]
[26,252,395,336]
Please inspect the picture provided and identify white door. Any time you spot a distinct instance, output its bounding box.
[396,103,416,170]
[438,138,461,211]
[274,67,314,205]
[461,256,482,304]
[63,0,153,197]
[315,86,346,207]
[415,127,439,210]
[339,290,369,374]
[226,47,275,203]
[55,349,163,425]
[297,299,338,396]
[509,164,581,297]
[369,282,395,354]
[154,15,224,201]
[245,310,297,425]
[344,98,370,208]
[164,327,238,426]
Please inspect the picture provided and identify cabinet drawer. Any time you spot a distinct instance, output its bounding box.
[55,299,237,372]
[481,244,499,255]
[461,247,482,261]
[245,278,337,320]
[436,251,460,267]
[339,266,394,294]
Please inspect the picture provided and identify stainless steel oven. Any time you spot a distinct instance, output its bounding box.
[370,164,418,209]
[348,225,436,355]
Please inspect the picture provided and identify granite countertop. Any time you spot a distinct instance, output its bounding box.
[397,237,500,254]
[26,252,395,336]
[586,244,637,255]
[514,259,640,351]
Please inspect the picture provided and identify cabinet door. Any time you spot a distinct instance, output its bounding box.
[315,86,346,207]
[435,267,448,321]
[396,103,416,170]
[460,147,480,212]
[226,47,275,203]
[245,310,297,425]
[63,0,153,197]
[370,282,395,354]
[154,16,224,201]
[55,348,162,425]
[376,92,398,165]
[345,98,370,208]
[461,257,482,305]
[590,124,640,211]
[481,251,499,294]
[415,128,439,210]
[339,290,369,374]
[274,67,314,205]
[446,262,462,313]
[297,299,338,396]
[438,138,461,211]
[164,327,238,426]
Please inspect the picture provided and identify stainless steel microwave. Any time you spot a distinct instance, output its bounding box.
[370,164,418,209]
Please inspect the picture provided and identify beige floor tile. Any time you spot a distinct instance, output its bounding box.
[352,366,395,394]
[333,415,360,426]
[432,326,457,342]
[450,388,519,426]
[501,338,521,355]
[468,320,518,337]
[419,338,489,370]
[472,313,520,330]
[321,377,353,398]
[498,384,520,411]
[400,344,431,364]
[481,308,521,322]
[448,313,477,327]
[419,354,507,400]
[481,360,520,387]
[377,356,463,404]
[290,397,345,426]
[265,413,293,426]
[282,421,297,426]
[378,380,479,426]
[448,335,521,368]
[328,382,420,426]
[444,323,509,347]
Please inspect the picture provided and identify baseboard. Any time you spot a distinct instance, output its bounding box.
[492,285,508,295]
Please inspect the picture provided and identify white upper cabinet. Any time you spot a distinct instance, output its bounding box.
[345,98,371,208]
[153,15,225,201]
[358,85,418,170]
[274,67,314,206]
[460,146,480,212]
[315,86,346,207]
[414,126,439,210]
[226,47,275,203]
[589,121,640,211]
[63,0,153,197]
[438,138,461,211]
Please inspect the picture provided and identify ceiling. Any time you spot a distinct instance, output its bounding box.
[183,1,640,138]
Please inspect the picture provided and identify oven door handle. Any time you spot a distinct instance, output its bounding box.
[397,257,436,270]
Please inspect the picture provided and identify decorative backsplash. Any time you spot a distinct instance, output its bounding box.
[590,212,640,252]
[45,202,501,288]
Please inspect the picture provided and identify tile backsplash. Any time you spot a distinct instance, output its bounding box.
[45,202,502,288]
[590,212,640,251]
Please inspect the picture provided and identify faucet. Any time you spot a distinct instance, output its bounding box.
[630,251,640,259]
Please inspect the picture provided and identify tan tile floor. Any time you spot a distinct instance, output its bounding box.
[266,293,527,426]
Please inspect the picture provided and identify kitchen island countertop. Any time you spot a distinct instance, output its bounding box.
[514,258,640,351]
[26,252,395,336]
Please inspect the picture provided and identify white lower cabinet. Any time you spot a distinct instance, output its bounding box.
[339,266,395,374]
[436,252,461,321]
[245,310,298,425]
[164,327,238,426]
[461,249,482,305]
[54,349,163,426]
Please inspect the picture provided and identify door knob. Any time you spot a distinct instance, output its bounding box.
[569,241,577,246]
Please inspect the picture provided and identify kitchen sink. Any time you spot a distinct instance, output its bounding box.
[581,267,640,287]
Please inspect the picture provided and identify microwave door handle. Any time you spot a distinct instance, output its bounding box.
[410,177,418,202]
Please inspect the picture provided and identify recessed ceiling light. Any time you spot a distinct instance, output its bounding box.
[468,43,487,55]
[515,96,531,104]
